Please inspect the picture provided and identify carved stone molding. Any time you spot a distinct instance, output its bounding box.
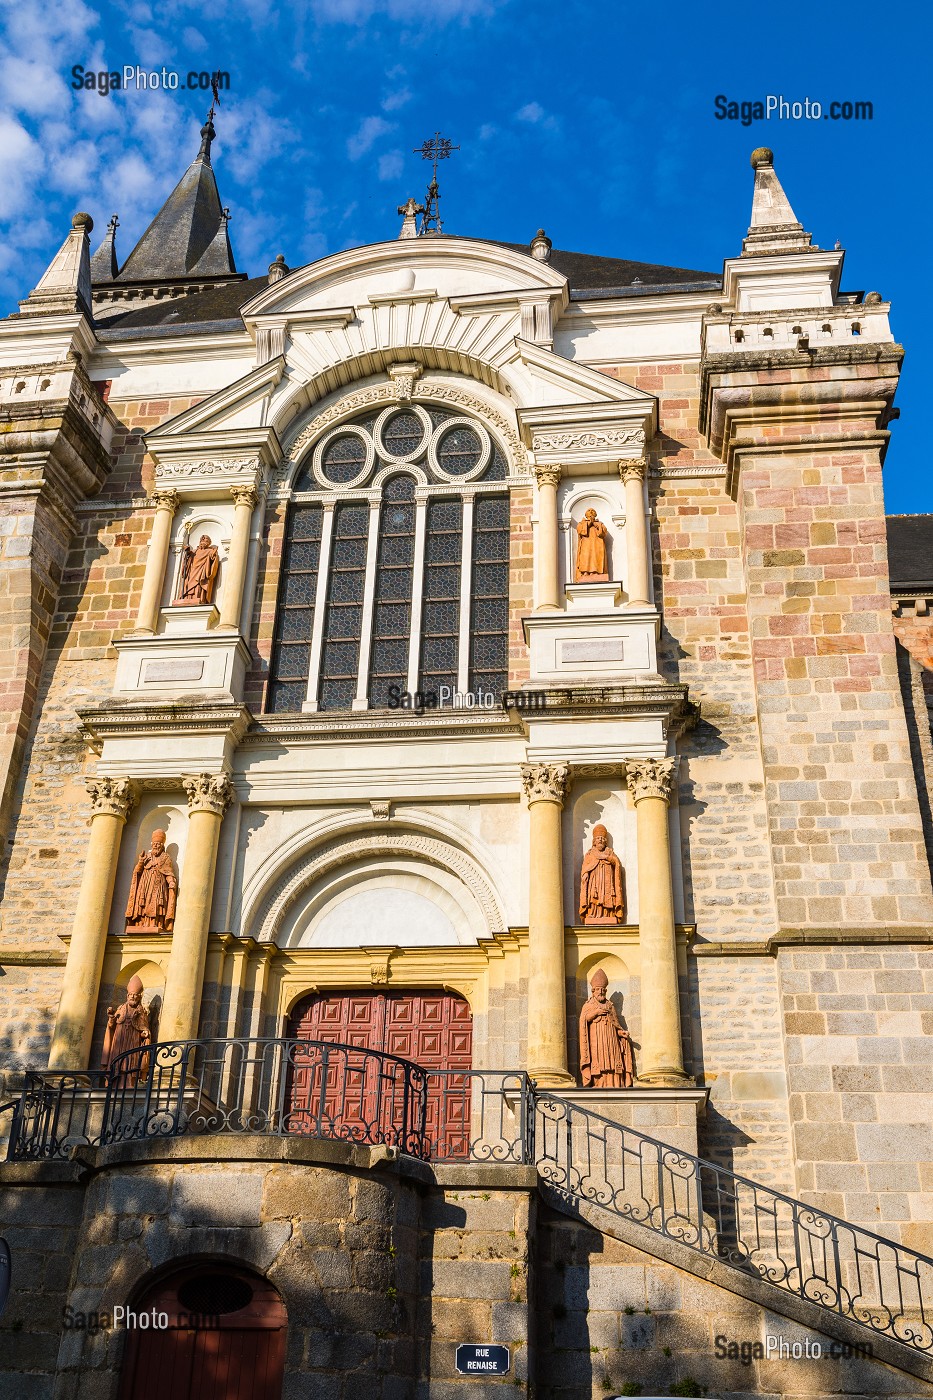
[182,771,234,816]
[618,456,647,485]
[387,361,423,404]
[256,830,505,944]
[532,426,643,454]
[285,377,527,477]
[520,762,569,807]
[534,463,562,489]
[626,757,679,805]
[370,956,391,984]
[155,457,261,481]
[86,776,138,821]
[370,800,391,821]
[231,484,260,509]
[150,488,179,513]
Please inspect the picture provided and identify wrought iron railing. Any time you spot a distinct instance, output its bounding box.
[6,1045,933,1357]
[534,1091,933,1356]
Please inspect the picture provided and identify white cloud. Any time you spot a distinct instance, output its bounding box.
[377,149,404,182]
[181,25,208,52]
[347,114,393,160]
[311,0,499,21]
[382,87,412,112]
[516,101,545,123]
[0,115,43,221]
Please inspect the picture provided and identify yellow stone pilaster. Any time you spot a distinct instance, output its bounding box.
[534,464,562,612]
[627,756,689,1083]
[218,485,259,631]
[159,772,233,1043]
[48,777,137,1070]
[521,761,573,1086]
[134,488,178,634]
[619,458,651,606]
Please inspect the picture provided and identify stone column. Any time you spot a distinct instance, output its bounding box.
[619,459,651,606]
[48,778,137,1070]
[159,773,233,1044]
[521,761,573,1085]
[534,464,562,612]
[218,485,259,631]
[135,488,179,634]
[626,757,688,1083]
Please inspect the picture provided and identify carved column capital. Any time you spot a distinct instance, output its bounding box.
[182,771,234,816]
[521,761,568,807]
[150,488,179,513]
[626,757,679,805]
[618,457,647,485]
[534,463,562,490]
[230,484,260,510]
[86,776,138,821]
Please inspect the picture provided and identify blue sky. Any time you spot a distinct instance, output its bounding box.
[0,0,927,510]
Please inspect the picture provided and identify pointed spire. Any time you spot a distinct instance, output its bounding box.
[742,148,812,256]
[19,212,94,316]
[90,214,120,283]
[115,109,237,284]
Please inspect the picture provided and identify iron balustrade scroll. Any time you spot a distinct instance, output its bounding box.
[423,1069,534,1163]
[533,1092,933,1357]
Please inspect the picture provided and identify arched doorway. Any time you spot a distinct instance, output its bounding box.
[287,989,473,1158]
[118,1263,286,1400]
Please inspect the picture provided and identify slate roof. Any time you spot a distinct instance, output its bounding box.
[887,515,933,591]
[93,238,720,337]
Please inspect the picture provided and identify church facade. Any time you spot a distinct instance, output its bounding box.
[1,122,933,1398]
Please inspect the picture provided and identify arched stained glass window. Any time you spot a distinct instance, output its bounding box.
[265,401,513,714]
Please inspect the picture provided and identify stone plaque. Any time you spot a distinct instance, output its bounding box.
[560,639,625,665]
[143,658,205,683]
[455,1344,510,1376]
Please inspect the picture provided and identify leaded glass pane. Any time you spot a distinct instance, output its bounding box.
[419,495,462,695]
[266,503,322,713]
[322,433,367,484]
[383,411,424,458]
[469,493,509,698]
[437,424,482,475]
[318,501,370,710]
[368,476,415,706]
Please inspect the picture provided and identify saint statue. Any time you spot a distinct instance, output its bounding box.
[174,533,219,606]
[102,974,151,1084]
[579,824,625,925]
[579,967,635,1088]
[125,829,178,933]
[574,509,609,582]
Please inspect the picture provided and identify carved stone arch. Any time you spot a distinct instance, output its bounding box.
[279,373,528,492]
[253,829,507,945]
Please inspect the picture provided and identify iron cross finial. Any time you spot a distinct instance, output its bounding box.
[413,131,459,236]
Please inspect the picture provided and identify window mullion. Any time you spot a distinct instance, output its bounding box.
[405,495,429,694]
[302,501,335,713]
[354,497,383,710]
[457,495,474,694]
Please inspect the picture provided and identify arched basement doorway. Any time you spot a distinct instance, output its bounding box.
[118,1263,286,1400]
[287,988,473,1158]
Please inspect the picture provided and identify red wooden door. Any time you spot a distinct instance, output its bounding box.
[287,990,473,1157]
[119,1266,286,1400]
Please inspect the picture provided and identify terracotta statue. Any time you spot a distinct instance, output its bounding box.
[579,968,635,1088]
[579,824,625,925]
[575,509,609,582]
[102,974,151,1084]
[125,829,177,933]
[174,533,219,606]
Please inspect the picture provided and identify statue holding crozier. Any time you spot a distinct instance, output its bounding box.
[579,967,635,1088]
[174,533,219,606]
[125,829,177,933]
[102,974,152,1085]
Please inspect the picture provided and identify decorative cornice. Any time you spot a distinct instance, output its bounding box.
[534,463,562,489]
[520,761,568,807]
[625,757,679,805]
[86,776,138,820]
[79,703,253,744]
[532,426,643,454]
[183,771,234,816]
[155,457,261,481]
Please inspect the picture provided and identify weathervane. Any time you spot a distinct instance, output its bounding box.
[413,132,459,235]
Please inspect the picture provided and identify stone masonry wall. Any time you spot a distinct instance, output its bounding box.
[780,943,933,1247]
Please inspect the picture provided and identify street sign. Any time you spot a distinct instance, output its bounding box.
[455,1343,510,1376]
[0,1238,10,1320]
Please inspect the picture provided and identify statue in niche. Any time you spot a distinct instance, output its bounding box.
[579,824,625,925]
[574,508,609,582]
[102,974,152,1084]
[125,829,178,933]
[579,967,635,1088]
[174,533,219,606]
